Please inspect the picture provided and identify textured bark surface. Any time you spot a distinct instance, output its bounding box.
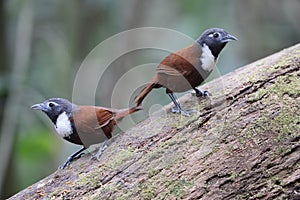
[10,44,300,200]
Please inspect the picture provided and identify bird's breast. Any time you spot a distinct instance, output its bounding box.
[200,44,217,72]
[55,112,73,138]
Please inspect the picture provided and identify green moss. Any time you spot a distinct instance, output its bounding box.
[270,176,283,186]
[78,171,100,188]
[274,55,297,69]
[212,144,220,152]
[115,191,135,200]
[148,169,161,178]
[192,138,201,147]
[49,187,64,198]
[48,183,81,199]
[106,148,136,168]
[247,88,268,103]
[145,152,181,177]
[252,192,266,199]
[248,73,300,104]
[230,172,238,180]
[168,114,199,129]
[165,179,193,198]
[274,146,292,156]
[137,181,157,199]
[243,70,300,140]
[268,76,299,98]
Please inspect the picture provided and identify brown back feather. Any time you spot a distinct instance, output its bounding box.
[71,105,141,147]
[135,43,204,105]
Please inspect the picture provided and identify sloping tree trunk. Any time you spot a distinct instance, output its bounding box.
[9,44,300,200]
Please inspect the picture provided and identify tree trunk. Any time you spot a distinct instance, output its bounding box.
[9,44,300,200]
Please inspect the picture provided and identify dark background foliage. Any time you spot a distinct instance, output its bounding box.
[0,0,299,198]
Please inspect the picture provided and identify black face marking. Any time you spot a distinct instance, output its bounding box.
[196,28,236,58]
[36,98,75,125]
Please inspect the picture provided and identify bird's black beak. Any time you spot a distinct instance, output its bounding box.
[31,103,47,111]
[222,34,238,43]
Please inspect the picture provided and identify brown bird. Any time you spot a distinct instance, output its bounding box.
[31,98,141,169]
[135,28,237,115]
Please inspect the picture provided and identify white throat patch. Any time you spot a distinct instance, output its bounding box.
[200,44,216,72]
[55,112,73,137]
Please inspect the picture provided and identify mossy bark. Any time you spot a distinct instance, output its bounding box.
[10,44,300,200]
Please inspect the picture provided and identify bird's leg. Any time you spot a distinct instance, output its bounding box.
[168,93,182,112]
[91,140,109,161]
[168,93,192,116]
[193,88,209,97]
[59,146,86,169]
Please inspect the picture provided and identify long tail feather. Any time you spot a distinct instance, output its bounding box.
[134,82,158,106]
[115,106,142,121]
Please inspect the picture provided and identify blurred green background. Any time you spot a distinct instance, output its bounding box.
[0,0,299,198]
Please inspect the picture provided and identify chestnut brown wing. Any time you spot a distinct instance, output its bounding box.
[156,44,204,92]
[94,107,116,139]
[72,106,115,147]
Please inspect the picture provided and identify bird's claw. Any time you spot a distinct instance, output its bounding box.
[59,159,72,169]
[193,90,209,97]
[58,152,85,169]
[197,90,209,97]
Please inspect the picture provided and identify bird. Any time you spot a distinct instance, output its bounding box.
[31,98,141,169]
[135,28,237,116]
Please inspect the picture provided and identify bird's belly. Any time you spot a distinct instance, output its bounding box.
[158,71,204,92]
[77,130,108,147]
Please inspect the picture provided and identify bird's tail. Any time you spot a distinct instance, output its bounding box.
[115,106,142,121]
[134,81,158,107]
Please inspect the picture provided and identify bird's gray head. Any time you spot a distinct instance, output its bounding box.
[31,98,76,124]
[196,27,237,58]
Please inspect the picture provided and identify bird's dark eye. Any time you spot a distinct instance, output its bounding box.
[213,32,220,38]
[48,103,55,108]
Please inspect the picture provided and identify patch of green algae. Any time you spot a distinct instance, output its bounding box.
[248,74,300,103]
[243,72,300,154]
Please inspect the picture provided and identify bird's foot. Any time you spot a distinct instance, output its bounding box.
[59,152,85,169]
[193,89,209,97]
[59,159,72,170]
[170,107,197,117]
[91,141,108,161]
